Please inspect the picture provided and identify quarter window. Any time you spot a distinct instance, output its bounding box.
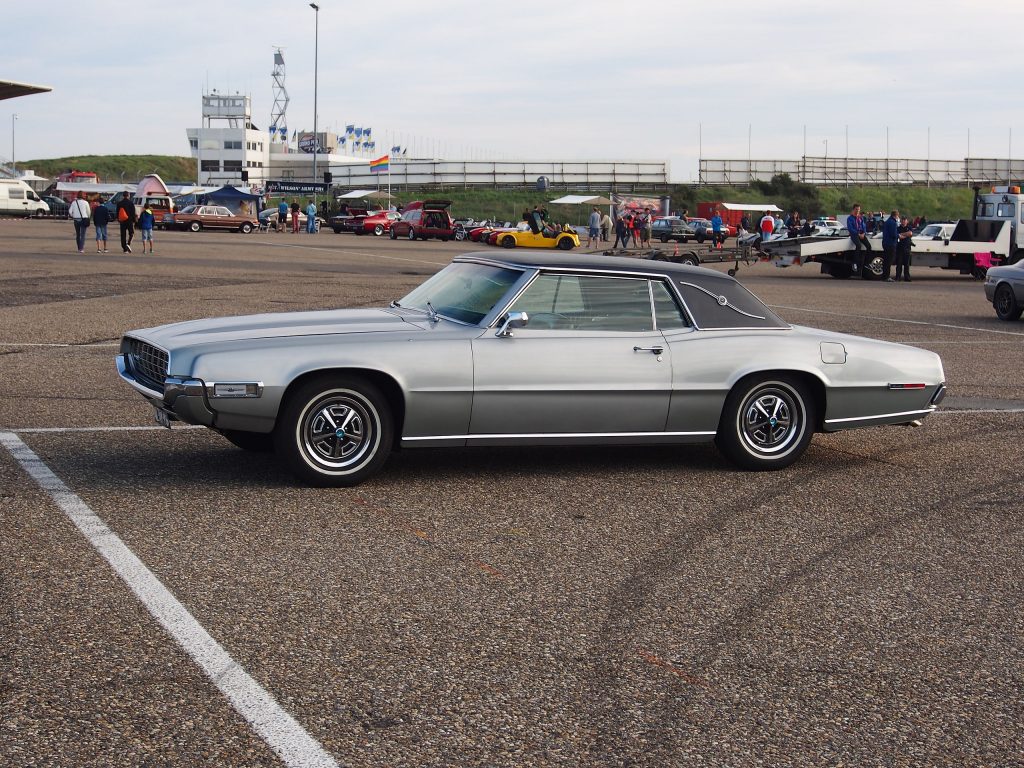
[651,281,688,329]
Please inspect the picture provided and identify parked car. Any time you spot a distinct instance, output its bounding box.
[688,217,734,241]
[492,224,579,250]
[165,204,259,233]
[0,179,49,217]
[42,195,70,218]
[116,252,946,487]
[917,222,957,241]
[651,217,698,243]
[984,259,1024,320]
[334,210,401,235]
[388,200,456,241]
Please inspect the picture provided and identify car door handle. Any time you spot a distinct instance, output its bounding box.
[633,345,664,355]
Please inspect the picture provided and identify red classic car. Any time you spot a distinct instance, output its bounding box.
[334,210,401,236]
[388,200,456,241]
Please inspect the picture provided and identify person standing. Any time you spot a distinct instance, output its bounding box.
[846,203,872,274]
[92,196,110,252]
[305,200,318,233]
[290,200,301,233]
[881,209,900,281]
[138,205,155,254]
[710,209,725,249]
[600,211,612,242]
[642,207,653,247]
[69,192,91,253]
[277,199,288,232]
[895,216,914,282]
[587,206,600,248]
[759,211,775,242]
[115,191,136,254]
[613,215,629,248]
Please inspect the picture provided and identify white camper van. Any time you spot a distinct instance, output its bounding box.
[0,179,49,217]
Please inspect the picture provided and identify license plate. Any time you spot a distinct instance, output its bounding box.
[153,407,173,429]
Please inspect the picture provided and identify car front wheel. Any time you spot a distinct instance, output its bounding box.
[556,236,574,250]
[275,375,393,487]
[408,228,416,240]
[994,283,1023,321]
[715,376,814,470]
[190,221,202,232]
[389,227,398,239]
[240,222,253,234]
[373,224,384,236]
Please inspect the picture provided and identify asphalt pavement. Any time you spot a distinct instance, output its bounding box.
[1,219,1022,767]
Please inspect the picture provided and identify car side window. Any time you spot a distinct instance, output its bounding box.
[651,281,689,329]
[509,274,654,332]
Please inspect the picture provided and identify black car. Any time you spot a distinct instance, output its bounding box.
[651,217,698,243]
[41,195,70,218]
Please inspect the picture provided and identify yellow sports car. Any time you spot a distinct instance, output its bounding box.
[494,225,579,250]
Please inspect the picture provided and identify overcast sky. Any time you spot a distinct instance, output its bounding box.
[5,0,1024,182]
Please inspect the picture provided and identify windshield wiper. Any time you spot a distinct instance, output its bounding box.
[390,300,439,323]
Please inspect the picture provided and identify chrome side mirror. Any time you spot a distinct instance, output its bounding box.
[495,311,529,338]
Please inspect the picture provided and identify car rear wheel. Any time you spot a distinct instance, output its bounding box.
[556,236,574,250]
[275,375,393,487]
[389,227,398,239]
[994,283,1023,321]
[715,375,814,471]
[454,229,467,241]
[678,253,699,266]
[408,229,416,241]
[373,224,384,236]
[659,235,669,243]
[190,221,202,232]
[218,429,275,452]
[501,235,516,248]
[239,222,253,234]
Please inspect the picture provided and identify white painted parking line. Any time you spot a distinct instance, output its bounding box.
[769,304,1024,337]
[0,342,119,347]
[0,431,339,768]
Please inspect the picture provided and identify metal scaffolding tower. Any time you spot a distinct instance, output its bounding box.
[269,47,289,143]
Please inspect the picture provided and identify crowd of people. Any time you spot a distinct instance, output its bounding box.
[68,190,150,254]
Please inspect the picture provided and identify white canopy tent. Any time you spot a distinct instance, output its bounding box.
[337,189,393,200]
[721,202,783,213]
[549,194,614,206]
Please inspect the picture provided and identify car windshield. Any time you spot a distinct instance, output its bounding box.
[397,262,523,325]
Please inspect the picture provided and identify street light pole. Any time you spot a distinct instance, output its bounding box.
[11,113,17,173]
[310,2,319,195]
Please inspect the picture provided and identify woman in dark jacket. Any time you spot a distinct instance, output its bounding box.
[92,199,110,252]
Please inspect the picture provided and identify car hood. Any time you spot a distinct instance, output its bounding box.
[130,308,424,349]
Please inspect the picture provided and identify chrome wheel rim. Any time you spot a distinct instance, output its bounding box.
[299,390,378,472]
[739,386,800,456]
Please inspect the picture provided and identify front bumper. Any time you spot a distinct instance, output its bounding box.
[115,354,216,426]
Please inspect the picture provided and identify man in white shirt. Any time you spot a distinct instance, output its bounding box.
[69,192,91,253]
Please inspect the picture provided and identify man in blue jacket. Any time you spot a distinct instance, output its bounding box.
[846,203,872,275]
[881,209,900,282]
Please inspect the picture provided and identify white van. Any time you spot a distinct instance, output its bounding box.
[0,179,49,217]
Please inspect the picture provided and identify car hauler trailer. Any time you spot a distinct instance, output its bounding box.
[975,185,1024,264]
[759,218,1010,280]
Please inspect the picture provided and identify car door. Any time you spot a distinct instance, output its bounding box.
[470,272,673,438]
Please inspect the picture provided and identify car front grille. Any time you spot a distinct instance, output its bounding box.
[123,337,168,393]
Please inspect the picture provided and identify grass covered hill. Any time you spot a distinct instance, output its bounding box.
[22,155,196,185]
[21,155,978,223]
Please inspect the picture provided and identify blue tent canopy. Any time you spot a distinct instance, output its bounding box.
[205,185,262,201]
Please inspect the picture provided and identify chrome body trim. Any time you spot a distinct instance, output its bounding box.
[116,354,164,401]
[404,430,718,442]
[824,407,935,425]
[205,381,265,398]
[676,281,767,320]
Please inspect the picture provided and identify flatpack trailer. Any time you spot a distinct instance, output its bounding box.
[758,219,1010,280]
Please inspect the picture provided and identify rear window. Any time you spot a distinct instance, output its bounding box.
[676,279,788,329]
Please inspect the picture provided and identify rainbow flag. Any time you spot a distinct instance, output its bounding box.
[369,154,389,174]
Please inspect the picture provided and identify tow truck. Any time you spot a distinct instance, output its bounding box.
[759,188,1014,279]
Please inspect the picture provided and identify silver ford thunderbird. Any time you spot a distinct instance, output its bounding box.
[117,253,946,486]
